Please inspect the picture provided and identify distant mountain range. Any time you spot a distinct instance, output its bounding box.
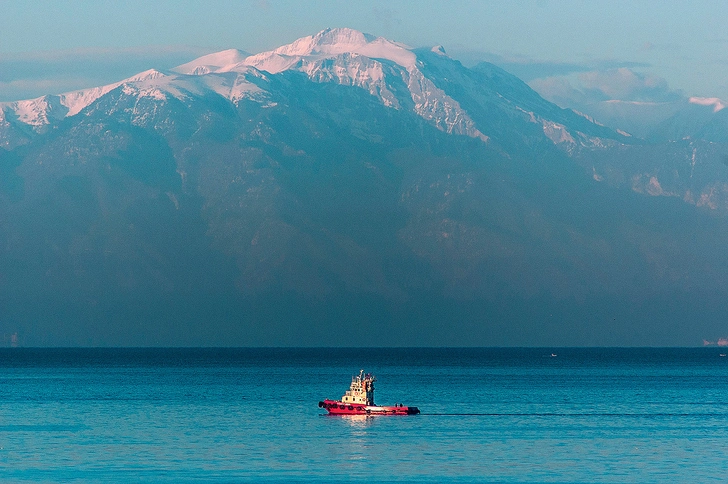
[557,96,728,142]
[2,28,728,346]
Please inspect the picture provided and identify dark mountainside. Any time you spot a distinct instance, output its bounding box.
[2,29,728,346]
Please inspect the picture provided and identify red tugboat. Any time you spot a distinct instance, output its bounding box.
[318,370,420,415]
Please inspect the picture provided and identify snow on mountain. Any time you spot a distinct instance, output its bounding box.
[404,64,487,141]
[0,28,488,141]
[0,66,270,130]
[4,95,68,126]
[112,67,271,104]
[0,79,130,127]
[0,27,623,147]
[242,28,417,73]
[234,28,486,140]
[172,49,249,75]
[689,97,726,113]
[60,70,168,117]
[61,84,123,117]
[0,70,172,127]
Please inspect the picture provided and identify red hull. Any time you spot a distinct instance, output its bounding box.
[319,399,419,415]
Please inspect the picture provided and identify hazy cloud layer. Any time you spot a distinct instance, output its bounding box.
[445,48,689,136]
[0,46,211,101]
[530,68,684,107]
[577,68,684,103]
[448,48,683,109]
[450,49,649,80]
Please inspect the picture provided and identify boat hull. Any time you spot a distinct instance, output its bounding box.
[319,399,419,415]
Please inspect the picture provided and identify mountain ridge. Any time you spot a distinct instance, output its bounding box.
[2,28,728,346]
[0,28,625,154]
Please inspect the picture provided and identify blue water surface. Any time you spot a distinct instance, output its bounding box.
[1,348,727,482]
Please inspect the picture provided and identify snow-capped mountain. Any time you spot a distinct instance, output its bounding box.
[0,66,271,129]
[0,28,624,153]
[3,28,728,346]
[172,48,250,75]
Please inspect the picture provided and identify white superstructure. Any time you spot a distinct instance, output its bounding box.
[341,370,375,405]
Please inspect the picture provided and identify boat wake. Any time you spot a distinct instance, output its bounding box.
[420,412,727,417]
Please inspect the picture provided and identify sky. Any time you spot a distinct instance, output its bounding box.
[1,0,727,105]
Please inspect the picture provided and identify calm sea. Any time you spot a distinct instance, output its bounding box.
[1,348,727,482]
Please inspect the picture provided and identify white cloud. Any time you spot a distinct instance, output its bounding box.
[529,67,684,110]
[529,76,590,107]
[577,68,682,103]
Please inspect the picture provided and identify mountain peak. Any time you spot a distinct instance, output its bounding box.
[122,69,167,83]
[274,28,377,56]
[431,45,448,56]
[245,27,416,74]
[172,49,250,75]
[0,27,622,151]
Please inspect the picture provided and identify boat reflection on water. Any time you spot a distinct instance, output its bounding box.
[337,414,374,427]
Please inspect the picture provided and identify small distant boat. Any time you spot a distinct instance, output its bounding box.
[319,370,420,416]
[720,354,726,357]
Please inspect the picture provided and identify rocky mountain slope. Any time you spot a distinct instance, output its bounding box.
[1,29,728,346]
